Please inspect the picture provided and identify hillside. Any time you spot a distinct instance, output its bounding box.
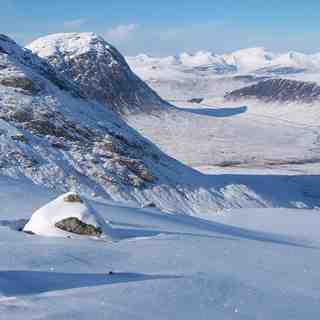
[1,178,320,319]
[0,34,319,215]
[225,78,320,103]
[27,33,170,115]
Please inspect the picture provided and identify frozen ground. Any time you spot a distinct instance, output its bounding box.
[0,176,320,319]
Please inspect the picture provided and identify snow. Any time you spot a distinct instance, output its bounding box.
[128,47,320,77]
[179,51,230,68]
[27,32,169,115]
[127,101,320,172]
[0,177,320,319]
[27,32,112,60]
[1,33,320,319]
[126,47,320,101]
[23,192,110,238]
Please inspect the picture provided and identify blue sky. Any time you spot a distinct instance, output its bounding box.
[2,0,320,55]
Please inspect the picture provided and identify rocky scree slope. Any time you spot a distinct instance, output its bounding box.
[27,33,170,115]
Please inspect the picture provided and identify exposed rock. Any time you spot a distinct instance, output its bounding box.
[142,202,157,208]
[117,158,155,183]
[28,33,170,114]
[11,133,29,144]
[225,78,320,103]
[55,217,102,236]
[64,193,83,203]
[9,109,33,123]
[0,76,40,95]
[0,47,8,55]
[188,98,204,104]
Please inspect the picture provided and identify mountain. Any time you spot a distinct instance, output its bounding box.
[126,48,320,101]
[225,78,320,103]
[27,33,170,115]
[0,33,201,214]
[128,47,320,80]
[223,47,276,73]
[1,34,318,214]
[127,51,236,76]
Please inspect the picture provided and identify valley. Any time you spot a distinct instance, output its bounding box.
[0,30,319,320]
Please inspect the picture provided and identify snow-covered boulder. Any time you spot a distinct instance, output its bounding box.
[23,192,110,238]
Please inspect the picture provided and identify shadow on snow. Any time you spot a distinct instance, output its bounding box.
[0,271,182,297]
[177,106,247,117]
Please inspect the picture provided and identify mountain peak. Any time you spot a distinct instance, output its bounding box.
[27,32,112,60]
[28,32,169,114]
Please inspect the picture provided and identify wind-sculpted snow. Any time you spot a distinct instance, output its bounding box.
[1,180,320,319]
[225,78,320,103]
[27,33,170,114]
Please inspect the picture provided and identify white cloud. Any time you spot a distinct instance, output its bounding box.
[63,19,87,30]
[105,24,138,42]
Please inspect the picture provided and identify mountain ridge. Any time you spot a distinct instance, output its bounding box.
[127,47,320,74]
[27,32,171,115]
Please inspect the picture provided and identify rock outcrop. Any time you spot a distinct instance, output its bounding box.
[28,33,170,114]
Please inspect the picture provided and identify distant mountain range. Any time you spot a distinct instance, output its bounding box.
[127,48,320,75]
[125,48,320,102]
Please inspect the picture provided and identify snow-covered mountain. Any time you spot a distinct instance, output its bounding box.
[27,33,170,115]
[1,33,318,215]
[128,47,320,76]
[126,48,320,101]
[0,33,200,214]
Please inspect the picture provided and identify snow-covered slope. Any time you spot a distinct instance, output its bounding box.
[127,101,320,205]
[127,48,320,101]
[0,33,319,215]
[1,178,320,319]
[0,33,202,214]
[27,33,170,114]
